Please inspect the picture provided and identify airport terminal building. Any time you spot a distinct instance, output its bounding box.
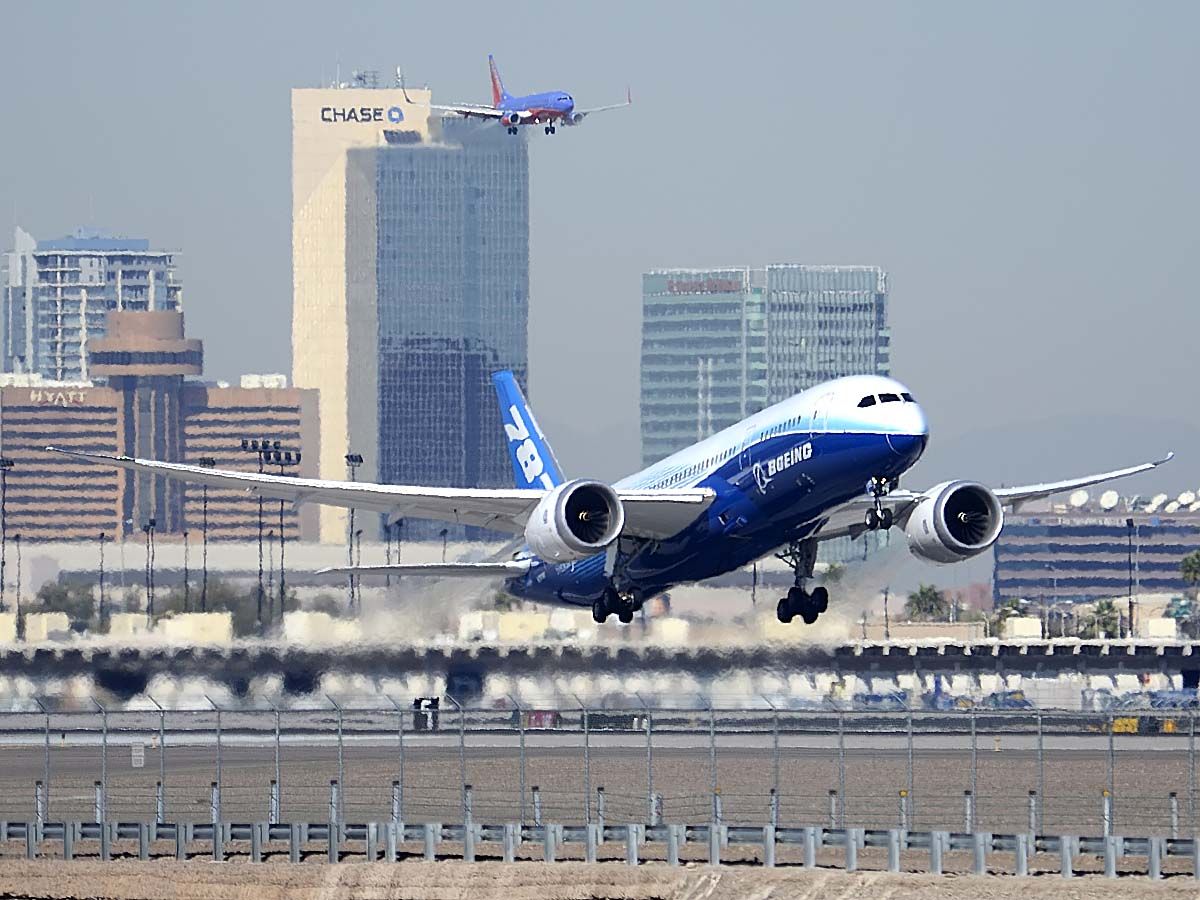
[292,79,529,541]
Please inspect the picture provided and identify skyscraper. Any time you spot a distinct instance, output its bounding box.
[640,269,766,468]
[292,78,528,541]
[3,227,182,381]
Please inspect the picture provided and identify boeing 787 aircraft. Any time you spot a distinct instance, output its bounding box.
[51,372,1170,626]
[404,54,630,135]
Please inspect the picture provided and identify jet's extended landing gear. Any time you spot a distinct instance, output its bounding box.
[864,476,895,531]
[544,125,557,134]
[593,586,640,624]
[775,538,829,625]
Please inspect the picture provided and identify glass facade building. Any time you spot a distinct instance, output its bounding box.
[994,512,1200,605]
[765,265,889,405]
[3,227,182,381]
[640,268,766,467]
[361,120,528,508]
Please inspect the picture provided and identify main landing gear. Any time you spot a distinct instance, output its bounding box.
[543,124,557,134]
[592,586,640,624]
[775,537,829,625]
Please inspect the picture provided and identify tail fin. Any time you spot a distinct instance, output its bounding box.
[492,371,564,490]
[488,54,511,106]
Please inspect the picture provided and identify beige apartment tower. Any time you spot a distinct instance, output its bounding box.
[291,80,433,542]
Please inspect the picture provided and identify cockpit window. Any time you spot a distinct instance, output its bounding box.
[857,395,877,408]
[901,392,914,402]
[879,393,901,403]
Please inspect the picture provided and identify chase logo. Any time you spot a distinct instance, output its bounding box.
[387,106,404,123]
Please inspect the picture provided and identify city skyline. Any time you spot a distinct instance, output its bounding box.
[1,1,1195,499]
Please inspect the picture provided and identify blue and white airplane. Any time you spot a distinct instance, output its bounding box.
[405,54,630,136]
[51,372,1170,626]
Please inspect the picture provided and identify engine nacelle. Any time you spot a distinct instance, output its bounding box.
[568,112,585,125]
[525,479,625,562]
[904,481,1004,564]
[503,111,522,126]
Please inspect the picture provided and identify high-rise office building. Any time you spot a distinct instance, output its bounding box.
[640,264,889,465]
[640,269,766,468]
[292,78,528,541]
[3,227,182,381]
[765,265,889,405]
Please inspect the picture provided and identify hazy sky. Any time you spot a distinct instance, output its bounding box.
[3,1,1197,497]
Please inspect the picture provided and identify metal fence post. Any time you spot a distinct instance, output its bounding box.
[653,793,663,827]
[532,786,542,827]
[972,830,987,875]
[93,781,102,824]
[388,696,405,824]
[1015,831,1029,876]
[1061,834,1074,878]
[845,826,858,872]
[596,786,606,839]
[828,789,838,829]
[510,696,526,826]
[34,699,50,823]
[763,824,776,867]
[1036,709,1045,832]
[628,823,641,866]
[269,702,281,821]
[803,825,816,868]
[269,779,279,825]
[1190,714,1197,832]
[576,697,591,824]
[205,696,222,820]
[887,828,900,872]
[327,696,344,825]
[964,790,974,833]
[1028,790,1037,835]
[1103,835,1117,878]
[34,781,44,835]
[769,788,779,829]
[906,706,915,824]
[1107,713,1116,830]
[969,706,978,824]
[211,781,221,826]
[156,781,165,825]
[837,710,847,827]
[1149,835,1163,880]
[445,694,467,820]
[899,790,908,830]
[1102,790,1112,837]
[639,695,654,826]
[1171,792,1180,839]
[149,696,166,822]
[762,696,780,814]
[63,821,74,861]
[930,829,944,875]
[329,780,340,831]
[667,823,680,866]
[708,704,718,803]
[93,700,108,824]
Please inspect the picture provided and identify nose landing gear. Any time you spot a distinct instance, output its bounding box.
[774,538,831,625]
[592,586,640,624]
[864,476,895,530]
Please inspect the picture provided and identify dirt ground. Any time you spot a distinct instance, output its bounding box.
[0,860,1194,900]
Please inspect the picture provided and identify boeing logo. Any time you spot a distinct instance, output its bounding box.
[753,442,813,494]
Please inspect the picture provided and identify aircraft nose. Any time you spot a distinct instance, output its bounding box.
[885,401,928,459]
[886,431,928,460]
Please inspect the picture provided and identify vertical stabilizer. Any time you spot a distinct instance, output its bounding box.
[491,371,564,490]
[488,54,512,105]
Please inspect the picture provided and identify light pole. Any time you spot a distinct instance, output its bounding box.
[345,453,363,611]
[13,534,21,616]
[241,439,276,631]
[882,586,891,641]
[269,448,301,622]
[197,457,215,612]
[0,457,12,613]
[355,529,363,610]
[439,528,449,564]
[1126,517,1135,638]
[182,530,190,613]
[98,532,107,622]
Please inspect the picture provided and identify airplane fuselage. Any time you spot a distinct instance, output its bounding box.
[507,375,928,606]
[500,90,574,122]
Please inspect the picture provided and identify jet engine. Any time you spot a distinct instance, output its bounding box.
[503,111,522,127]
[525,479,625,562]
[567,112,585,125]
[904,481,1004,564]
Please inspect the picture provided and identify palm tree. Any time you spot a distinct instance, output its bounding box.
[1182,550,1200,601]
[905,584,950,622]
[1080,598,1120,639]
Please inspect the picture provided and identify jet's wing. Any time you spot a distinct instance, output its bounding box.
[990,453,1174,510]
[573,88,633,117]
[317,560,532,578]
[810,453,1174,542]
[425,103,512,119]
[47,448,714,540]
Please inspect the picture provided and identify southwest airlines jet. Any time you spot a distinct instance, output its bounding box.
[405,54,630,135]
[51,373,1170,627]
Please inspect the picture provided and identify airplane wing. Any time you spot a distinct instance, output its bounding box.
[572,88,633,119]
[811,453,1174,542]
[425,103,512,120]
[47,448,713,540]
[316,560,532,578]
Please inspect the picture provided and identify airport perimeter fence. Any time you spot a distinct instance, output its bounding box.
[0,702,1194,840]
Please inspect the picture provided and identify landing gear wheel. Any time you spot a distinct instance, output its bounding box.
[865,508,881,530]
[801,609,819,625]
[811,586,829,614]
[617,609,634,624]
[879,508,894,529]
[776,597,794,624]
[591,599,607,624]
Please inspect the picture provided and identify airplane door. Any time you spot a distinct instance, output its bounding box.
[810,392,834,439]
[738,424,757,471]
